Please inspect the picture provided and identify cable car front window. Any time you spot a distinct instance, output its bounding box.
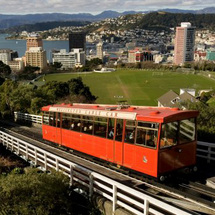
[136,122,158,149]
[160,122,178,148]
[179,118,196,144]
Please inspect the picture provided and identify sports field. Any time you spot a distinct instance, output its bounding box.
[39,69,215,106]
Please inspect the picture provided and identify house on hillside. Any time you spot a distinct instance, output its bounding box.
[157,90,199,107]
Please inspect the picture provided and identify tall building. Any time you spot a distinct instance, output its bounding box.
[174,22,195,65]
[25,34,47,71]
[26,47,47,70]
[26,34,43,51]
[69,32,86,52]
[96,42,103,61]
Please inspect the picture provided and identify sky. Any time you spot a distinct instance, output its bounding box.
[0,0,214,14]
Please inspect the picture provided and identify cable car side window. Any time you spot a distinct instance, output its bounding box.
[43,112,49,125]
[94,117,107,138]
[49,112,56,127]
[70,115,81,132]
[179,118,195,144]
[62,113,72,129]
[108,118,115,140]
[115,119,123,142]
[124,120,136,144]
[160,122,178,148]
[56,113,61,128]
[136,122,158,149]
[81,116,94,135]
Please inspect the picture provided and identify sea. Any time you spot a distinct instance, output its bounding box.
[0,34,69,62]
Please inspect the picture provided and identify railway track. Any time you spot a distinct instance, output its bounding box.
[1,121,215,215]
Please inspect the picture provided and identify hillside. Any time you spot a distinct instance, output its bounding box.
[0,7,214,30]
[2,21,90,34]
[87,12,215,33]
[136,12,215,30]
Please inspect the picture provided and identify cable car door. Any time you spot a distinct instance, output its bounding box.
[55,113,62,145]
[113,119,124,165]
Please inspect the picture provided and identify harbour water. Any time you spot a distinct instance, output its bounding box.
[0,34,69,62]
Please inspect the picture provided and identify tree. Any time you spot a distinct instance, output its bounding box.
[0,80,18,117]
[30,97,48,114]
[0,77,5,86]
[23,65,40,74]
[40,81,70,103]
[0,168,100,215]
[0,61,11,78]
[52,62,62,69]
[85,58,103,71]
[11,85,34,113]
[180,101,215,142]
[68,77,97,103]
[0,168,71,214]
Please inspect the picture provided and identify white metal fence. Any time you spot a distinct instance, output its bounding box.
[0,130,194,215]
[14,112,42,124]
[197,141,215,164]
[14,112,215,164]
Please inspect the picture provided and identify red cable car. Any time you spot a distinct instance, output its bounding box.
[42,103,199,180]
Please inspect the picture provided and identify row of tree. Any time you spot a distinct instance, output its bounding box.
[184,61,215,72]
[0,77,97,117]
[181,90,215,142]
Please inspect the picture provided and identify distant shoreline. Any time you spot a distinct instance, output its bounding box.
[5,37,68,41]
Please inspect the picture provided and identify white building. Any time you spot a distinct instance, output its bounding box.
[0,50,12,64]
[8,58,24,72]
[72,48,86,66]
[52,49,85,69]
[96,42,103,61]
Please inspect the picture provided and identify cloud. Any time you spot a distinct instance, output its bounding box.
[0,0,213,14]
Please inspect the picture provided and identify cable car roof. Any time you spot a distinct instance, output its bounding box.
[42,103,199,123]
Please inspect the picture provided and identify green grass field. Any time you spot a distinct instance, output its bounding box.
[38,69,215,106]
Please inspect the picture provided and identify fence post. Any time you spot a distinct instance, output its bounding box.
[112,184,117,214]
[89,174,94,198]
[207,146,212,164]
[35,149,37,166]
[26,144,28,160]
[6,135,9,148]
[14,112,18,122]
[144,199,149,215]
[44,153,47,171]
[70,165,73,187]
[56,158,59,171]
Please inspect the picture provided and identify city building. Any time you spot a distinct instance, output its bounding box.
[52,49,85,69]
[0,49,18,64]
[26,34,43,51]
[96,42,103,61]
[206,49,215,61]
[174,22,195,65]
[25,47,47,70]
[194,51,206,62]
[157,89,198,107]
[69,32,86,52]
[8,58,24,72]
[128,49,153,63]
